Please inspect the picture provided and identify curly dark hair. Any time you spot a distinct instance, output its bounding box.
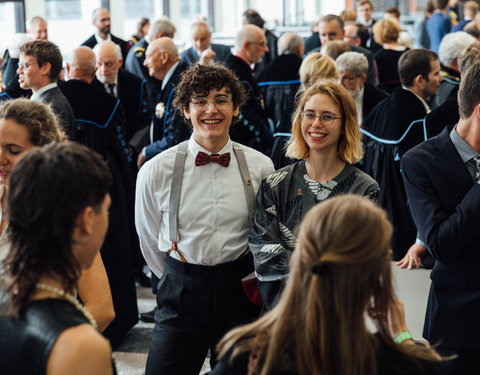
[173,63,247,126]
[5,142,112,314]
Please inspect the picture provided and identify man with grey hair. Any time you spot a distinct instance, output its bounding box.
[432,31,475,109]
[180,21,232,65]
[82,7,127,59]
[59,46,139,347]
[125,18,176,104]
[137,37,189,167]
[226,24,272,153]
[93,40,151,144]
[336,51,387,124]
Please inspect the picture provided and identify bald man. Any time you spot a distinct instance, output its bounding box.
[137,37,190,167]
[180,21,232,65]
[82,7,127,59]
[59,46,139,347]
[226,24,272,154]
[93,41,151,144]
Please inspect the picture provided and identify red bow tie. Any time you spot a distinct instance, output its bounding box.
[195,151,231,167]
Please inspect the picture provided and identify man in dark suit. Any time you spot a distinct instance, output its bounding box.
[60,46,139,346]
[180,21,232,66]
[401,62,480,374]
[81,8,127,60]
[137,37,189,168]
[226,24,273,154]
[311,14,377,86]
[93,40,151,147]
[17,39,75,133]
[124,18,176,109]
[363,49,442,261]
[336,51,387,126]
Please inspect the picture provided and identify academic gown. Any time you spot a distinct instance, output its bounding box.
[59,79,139,347]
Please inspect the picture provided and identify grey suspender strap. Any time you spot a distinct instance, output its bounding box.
[232,143,256,221]
[168,140,255,249]
[168,141,188,243]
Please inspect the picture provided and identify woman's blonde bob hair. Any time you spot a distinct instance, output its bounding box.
[217,195,441,375]
[373,19,402,44]
[286,79,363,164]
[299,53,338,88]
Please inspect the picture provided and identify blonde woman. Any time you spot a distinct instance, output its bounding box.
[299,53,338,88]
[249,80,379,308]
[214,195,442,375]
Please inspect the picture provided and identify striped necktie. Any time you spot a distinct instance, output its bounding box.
[474,155,480,180]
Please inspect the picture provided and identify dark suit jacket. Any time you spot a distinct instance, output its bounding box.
[81,33,127,60]
[401,127,480,351]
[144,61,190,160]
[92,69,151,143]
[36,85,76,136]
[180,43,232,66]
[226,55,272,154]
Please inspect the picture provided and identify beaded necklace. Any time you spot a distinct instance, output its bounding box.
[36,283,98,330]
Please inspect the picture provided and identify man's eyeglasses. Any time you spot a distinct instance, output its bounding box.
[301,112,343,126]
[17,62,38,71]
[191,96,233,111]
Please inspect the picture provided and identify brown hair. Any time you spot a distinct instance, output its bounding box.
[372,19,401,44]
[0,98,61,145]
[458,62,480,119]
[286,80,363,164]
[339,9,357,22]
[458,41,480,75]
[19,39,63,81]
[322,40,351,61]
[218,195,441,375]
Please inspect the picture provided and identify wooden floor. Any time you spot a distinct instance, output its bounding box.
[113,263,432,374]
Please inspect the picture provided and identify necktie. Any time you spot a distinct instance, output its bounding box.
[195,151,231,167]
[474,155,480,180]
[107,83,116,97]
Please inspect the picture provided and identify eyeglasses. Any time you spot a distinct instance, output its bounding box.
[191,96,233,111]
[17,62,37,71]
[340,74,361,84]
[301,112,342,126]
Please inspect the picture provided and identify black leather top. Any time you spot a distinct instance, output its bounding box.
[0,298,92,375]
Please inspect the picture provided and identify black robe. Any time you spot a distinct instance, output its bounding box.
[59,79,139,347]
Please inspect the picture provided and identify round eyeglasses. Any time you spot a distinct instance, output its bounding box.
[191,96,233,111]
[301,112,343,126]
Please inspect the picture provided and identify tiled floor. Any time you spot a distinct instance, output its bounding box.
[114,263,432,374]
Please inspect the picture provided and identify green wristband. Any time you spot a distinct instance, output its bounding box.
[394,331,413,344]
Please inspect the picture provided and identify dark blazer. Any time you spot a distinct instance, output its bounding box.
[81,33,127,60]
[180,43,232,66]
[226,55,272,154]
[362,82,388,125]
[144,61,190,160]
[401,127,480,351]
[425,98,459,138]
[92,69,151,143]
[36,85,76,136]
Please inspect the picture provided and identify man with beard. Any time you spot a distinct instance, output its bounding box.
[82,8,127,60]
[336,51,387,126]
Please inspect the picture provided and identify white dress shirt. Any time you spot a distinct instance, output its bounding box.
[31,82,57,101]
[135,137,274,277]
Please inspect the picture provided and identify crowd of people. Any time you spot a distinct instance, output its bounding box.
[0,1,480,374]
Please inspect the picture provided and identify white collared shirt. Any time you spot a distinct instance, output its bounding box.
[354,86,364,124]
[31,82,57,101]
[95,33,111,45]
[103,76,119,97]
[135,137,274,277]
[161,61,180,90]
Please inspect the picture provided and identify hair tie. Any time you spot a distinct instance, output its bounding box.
[312,263,327,276]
